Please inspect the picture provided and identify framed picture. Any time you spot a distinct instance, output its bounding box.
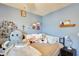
[20,10,26,17]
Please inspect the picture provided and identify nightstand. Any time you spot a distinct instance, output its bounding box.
[60,47,76,56]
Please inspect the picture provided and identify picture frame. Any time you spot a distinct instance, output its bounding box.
[20,10,26,17]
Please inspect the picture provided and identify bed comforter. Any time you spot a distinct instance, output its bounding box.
[5,43,63,56]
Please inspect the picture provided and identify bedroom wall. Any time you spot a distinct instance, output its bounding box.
[42,3,79,55]
[0,4,42,34]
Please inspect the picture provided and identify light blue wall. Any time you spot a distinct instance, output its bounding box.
[0,4,42,34]
[42,4,79,55]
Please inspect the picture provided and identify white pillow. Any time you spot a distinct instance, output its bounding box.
[26,34,42,41]
[31,34,42,39]
[37,38,48,43]
[26,34,33,39]
[46,35,59,44]
[36,34,48,43]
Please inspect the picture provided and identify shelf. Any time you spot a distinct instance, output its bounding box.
[59,24,76,27]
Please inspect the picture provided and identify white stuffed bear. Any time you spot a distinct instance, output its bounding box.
[9,30,23,44]
[2,30,24,49]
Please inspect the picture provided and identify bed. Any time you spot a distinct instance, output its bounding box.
[2,30,64,56]
[5,43,63,56]
[23,33,64,56]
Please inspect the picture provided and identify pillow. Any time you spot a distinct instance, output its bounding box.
[46,35,59,44]
[26,34,42,39]
[22,34,30,45]
[25,34,43,44]
[29,36,37,43]
[35,34,48,43]
[26,34,33,39]
[31,34,42,40]
[37,38,48,43]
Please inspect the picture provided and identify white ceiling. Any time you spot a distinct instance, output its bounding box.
[4,3,70,16]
